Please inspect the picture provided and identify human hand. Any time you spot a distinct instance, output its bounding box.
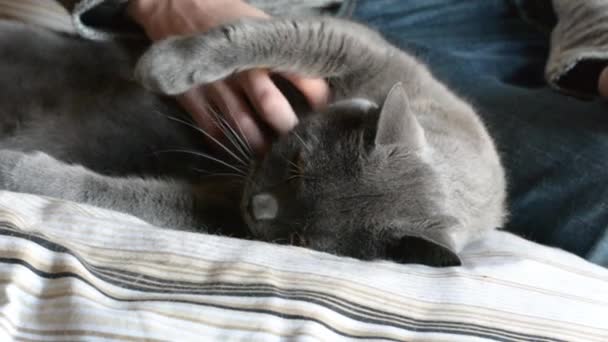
[128,0,329,154]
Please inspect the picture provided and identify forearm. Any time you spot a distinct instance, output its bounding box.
[63,0,343,41]
[127,0,248,29]
[60,0,250,41]
[127,0,267,40]
[547,0,608,96]
[61,0,248,41]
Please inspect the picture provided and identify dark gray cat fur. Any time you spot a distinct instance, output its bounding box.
[0,17,506,266]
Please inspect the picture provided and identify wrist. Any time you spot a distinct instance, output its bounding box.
[127,0,268,40]
[127,0,250,21]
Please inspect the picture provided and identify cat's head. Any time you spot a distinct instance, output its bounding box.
[242,83,461,267]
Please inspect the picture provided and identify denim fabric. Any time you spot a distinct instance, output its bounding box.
[341,0,608,266]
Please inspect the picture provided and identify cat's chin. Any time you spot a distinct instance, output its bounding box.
[240,182,257,236]
[239,192,256,235]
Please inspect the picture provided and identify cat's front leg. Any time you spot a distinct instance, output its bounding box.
[0,150,117,206]
[135,18,390,97]
[0,149,205,231]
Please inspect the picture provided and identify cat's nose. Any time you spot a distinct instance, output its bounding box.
[250,193,278,220]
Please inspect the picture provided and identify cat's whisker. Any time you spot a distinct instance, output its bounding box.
[293,131,312,152]
[279,154,302,174]
[193,100,254,158]
[208,109,252,162]
[193,172,247,184]
[205,103,253,157]
[272,218,304,228]
[287,160,301,172]
[164,115,248,167]
[215,120,250,164]
[156,149,246,175]
[216,119,249,160]
[286,175,303,182]
[166,114,248,168]
[161,112,241,163]
[188,165,214,175]
[191,168,247,179]
[287,172,317,181]
[197,102,241,151]
[233,122,253,157]
[196,102,254,166]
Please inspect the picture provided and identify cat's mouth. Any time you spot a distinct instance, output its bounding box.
[240,158,293,242]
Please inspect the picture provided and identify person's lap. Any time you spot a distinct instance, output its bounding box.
[341,0,608,266]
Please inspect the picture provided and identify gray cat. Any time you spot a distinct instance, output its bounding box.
[0,17,506,266]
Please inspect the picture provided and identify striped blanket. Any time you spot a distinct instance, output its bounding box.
[0,190,606,341]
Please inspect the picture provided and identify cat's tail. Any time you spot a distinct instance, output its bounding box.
[135,17,403,100]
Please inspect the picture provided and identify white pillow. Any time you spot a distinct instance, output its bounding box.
[0,191,605,341]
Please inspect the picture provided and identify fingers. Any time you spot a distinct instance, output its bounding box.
[177,88,221,139]
[599,66,608,99]
[239,69,299,135]
[205,81,267,153]
[179,69,330,156]
[282,73,330,110]
[178,83,268,155]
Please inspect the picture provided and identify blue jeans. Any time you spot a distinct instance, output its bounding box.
[340,0,608,266]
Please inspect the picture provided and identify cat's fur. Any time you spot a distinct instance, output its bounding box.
[0,17,506,266]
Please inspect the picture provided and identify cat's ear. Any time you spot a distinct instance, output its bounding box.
[386,216,462,267]
[375,83,426,149]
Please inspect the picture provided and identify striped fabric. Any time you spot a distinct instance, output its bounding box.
[0,190,606,341]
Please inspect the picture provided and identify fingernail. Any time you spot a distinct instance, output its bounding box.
[286,108,299,132]
[272,105,298,135]
[311,81,330,110]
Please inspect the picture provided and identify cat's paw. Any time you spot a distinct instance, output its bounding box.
[135,33,235,95]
